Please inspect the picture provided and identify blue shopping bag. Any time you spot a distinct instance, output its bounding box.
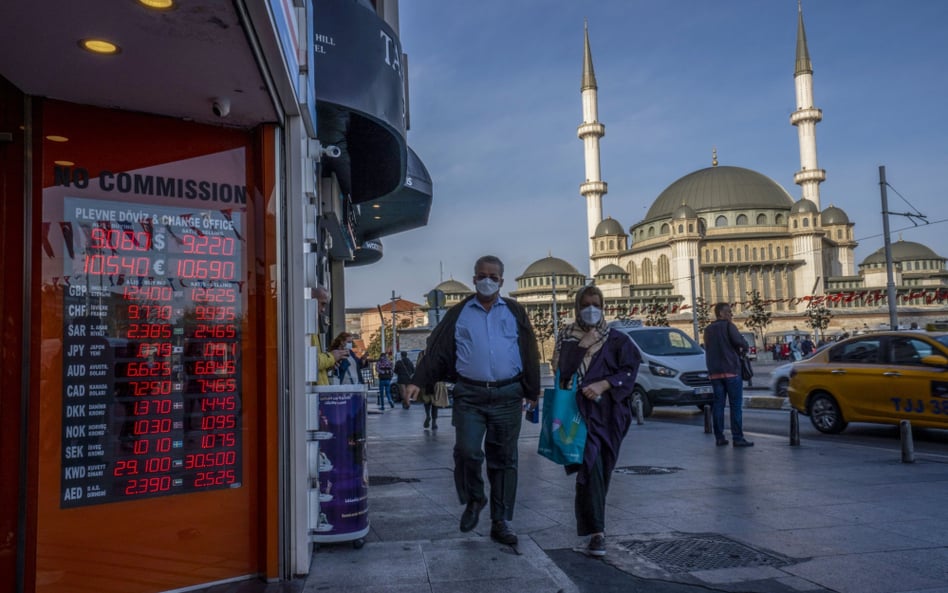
[537,371,587,465]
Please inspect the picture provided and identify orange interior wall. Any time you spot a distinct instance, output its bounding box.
[28,100,278,593]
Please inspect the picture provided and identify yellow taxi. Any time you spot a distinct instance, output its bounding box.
[788,331,948,433]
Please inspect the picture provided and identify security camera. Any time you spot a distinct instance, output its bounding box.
[211,98,230,118]
[321,144,341,159]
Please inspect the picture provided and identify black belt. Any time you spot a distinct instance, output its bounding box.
[457,374,522,389]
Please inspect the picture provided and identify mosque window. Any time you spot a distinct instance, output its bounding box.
[768,244,774,259]
[713,250,718,263]
[626,261,637,284]
[689,223,694,232]
[599,240,604,251]
[698,219,707,235]
[803,218,810,227]
[658,255,670,283]
[609,239,615,249]
[642,259,653,284]
[678,224,684,233]
[715,215,728,227]
[793,220,798,229]
[704,249,710,261]
[837,229,842,239]
[775,214,785,225]
[660,223,669,234]
[757,213,767,225]
[728,249,734,261]
[736,214,748,226]
[784,246,790,258]
[744,245,749,260]
[648,227,655,238]
[752,247,757,260]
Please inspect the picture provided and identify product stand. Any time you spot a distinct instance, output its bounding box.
[307,384,369,548]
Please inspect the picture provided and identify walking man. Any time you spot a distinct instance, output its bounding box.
[405,255,540,546]
[393,351,415,407]
[703,302,753,447]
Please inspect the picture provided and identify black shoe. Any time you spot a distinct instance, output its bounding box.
[490,520,518,546]
[431,422,438,430]
[423,417,430,428]
[586,534,606,557]
[715,437,729,446]
[733,438,755,447]
[459,499,486,533]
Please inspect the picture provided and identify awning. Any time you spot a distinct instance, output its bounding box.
[352,146,432,242]
[313,0,407,203]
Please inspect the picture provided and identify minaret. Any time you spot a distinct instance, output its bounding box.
[790,0,825,209]
[578,21,607,277]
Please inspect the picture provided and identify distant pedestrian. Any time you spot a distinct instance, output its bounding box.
[393,351,415,407]
[413,350,445,429]
[405,255,540,547]
[790,336,803,361]
[801,336,815,357]
[552,285,641,557]
[375,352,395,410]
[703,303,753,447]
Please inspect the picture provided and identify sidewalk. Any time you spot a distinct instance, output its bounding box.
[306,397,948,593]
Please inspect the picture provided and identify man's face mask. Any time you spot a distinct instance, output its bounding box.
[475,277,500,297]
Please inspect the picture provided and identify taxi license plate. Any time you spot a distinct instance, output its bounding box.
[694,386,713,395]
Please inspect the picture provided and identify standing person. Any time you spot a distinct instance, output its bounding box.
[801,335,815,357]
[704,303,753,447]
[330,332,364,384]
[314,286,347,385]
[404,255,540,546]
[414,350,440,429]
[790,335,803,361]
[552,285,641,557]
[375,352,395,410]
[393,351,415,407]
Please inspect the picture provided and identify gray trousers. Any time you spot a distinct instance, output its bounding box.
[451,381,523,522]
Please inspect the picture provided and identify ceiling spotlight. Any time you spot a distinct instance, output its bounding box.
[138,0,175,8]
[45,135,69,143]
[80,39,120,55]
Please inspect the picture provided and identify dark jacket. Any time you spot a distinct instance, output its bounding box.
[393,357,415,384]
[411,295,541,402]
[703,319,748,375]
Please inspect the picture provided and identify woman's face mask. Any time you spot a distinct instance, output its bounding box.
[345,341,353,350]
[579,305,603,326]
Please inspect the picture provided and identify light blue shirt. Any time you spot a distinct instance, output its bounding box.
[455,297,523,381]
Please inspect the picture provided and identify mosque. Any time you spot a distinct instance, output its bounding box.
[385,5,947,353]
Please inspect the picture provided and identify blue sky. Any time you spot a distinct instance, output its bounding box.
[345,0,948,309]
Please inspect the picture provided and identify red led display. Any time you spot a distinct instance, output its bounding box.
[61,199,244,507]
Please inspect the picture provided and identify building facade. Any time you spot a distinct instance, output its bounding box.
[0,1,431,591]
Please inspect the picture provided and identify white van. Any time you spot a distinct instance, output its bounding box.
[609,320,712,417]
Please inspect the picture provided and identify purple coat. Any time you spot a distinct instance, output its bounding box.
[557,329,642,483]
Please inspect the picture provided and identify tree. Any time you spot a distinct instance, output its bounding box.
[365,318,411,360]
[644,300,669,327]
[804,301,833,343]
[743,289,772,345]
[531,310,557,364]
[694,296,712,335]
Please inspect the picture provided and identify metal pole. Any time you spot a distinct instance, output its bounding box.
[391,290,398,354]
[790,409,800,446]
[551,274,559,338]
[879,166,899,330]
[900,419,915,463]
[377,305,386,355]
[690,258,699,341]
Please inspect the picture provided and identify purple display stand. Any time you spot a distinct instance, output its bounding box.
[309,384,369,546]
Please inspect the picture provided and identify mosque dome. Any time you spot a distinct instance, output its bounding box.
[594,217,625,237]
[594,263,627,277]
[672,204,697,219]
[821,205,850,225]
[790,199,819,214]
[861,240,944,265]
[644,166,794,222]
[519,256,583,278]
[434,279,472,294]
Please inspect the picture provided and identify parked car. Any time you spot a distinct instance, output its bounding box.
[610,321,712,417]
[788,331,948,433]
[740,331,758,360]
[769,343,832,397]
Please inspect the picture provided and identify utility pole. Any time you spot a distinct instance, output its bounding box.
[377,305,386,355]
[390,290,399,354]
[879,166,899,330]
[690,258,699,341]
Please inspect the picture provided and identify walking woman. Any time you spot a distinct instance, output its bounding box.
[552,285,641,557]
